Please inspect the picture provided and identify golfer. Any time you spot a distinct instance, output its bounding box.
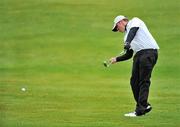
[110,15,159,117]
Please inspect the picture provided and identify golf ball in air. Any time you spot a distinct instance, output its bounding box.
[21,88,26,91]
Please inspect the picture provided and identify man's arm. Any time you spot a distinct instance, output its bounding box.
[116,49,133,62]
[110,27,139,64]
[124,27,139,50]
[110,49,133,64]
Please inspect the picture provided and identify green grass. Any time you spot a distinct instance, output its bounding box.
[1,0,180,127]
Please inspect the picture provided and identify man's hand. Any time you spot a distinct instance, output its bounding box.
[124,42,131,50]
[109,57,117,64]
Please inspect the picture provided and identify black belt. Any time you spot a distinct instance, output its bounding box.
[135,49,158,56]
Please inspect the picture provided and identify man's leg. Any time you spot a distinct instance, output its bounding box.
[136,52,157,115]
[130,56,140,105]
[124,56,141,117]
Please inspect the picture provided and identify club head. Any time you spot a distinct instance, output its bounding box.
[103,61,109,67]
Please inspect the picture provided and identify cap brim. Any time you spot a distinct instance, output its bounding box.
[112,25,118,32]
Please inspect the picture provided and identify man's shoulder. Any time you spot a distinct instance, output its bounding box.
[128,17,144,28]
[131,17,142,23]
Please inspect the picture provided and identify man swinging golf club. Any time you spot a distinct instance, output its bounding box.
[109,15,159,117]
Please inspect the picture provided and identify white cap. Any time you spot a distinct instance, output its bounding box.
[112,15,127,32]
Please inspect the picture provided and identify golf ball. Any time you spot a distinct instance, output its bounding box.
[21,87,26,91]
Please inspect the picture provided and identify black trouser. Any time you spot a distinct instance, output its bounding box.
[130,49,158,115]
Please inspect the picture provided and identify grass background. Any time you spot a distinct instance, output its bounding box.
[0,0,180,126]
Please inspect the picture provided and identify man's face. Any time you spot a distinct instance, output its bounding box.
[116,20,126,32]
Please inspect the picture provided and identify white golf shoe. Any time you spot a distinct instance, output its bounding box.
[124,112,137,117]
[124,105,152,117]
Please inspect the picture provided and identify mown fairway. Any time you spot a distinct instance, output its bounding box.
[1,0,180,127]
